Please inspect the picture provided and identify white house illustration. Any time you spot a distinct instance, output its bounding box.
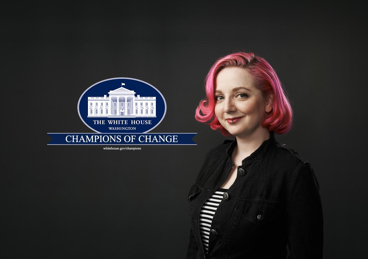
[88,84,156,118]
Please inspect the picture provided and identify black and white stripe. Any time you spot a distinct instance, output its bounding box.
[199,189,226,253]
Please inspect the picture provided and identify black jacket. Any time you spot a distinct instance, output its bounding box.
[187,133,323,259]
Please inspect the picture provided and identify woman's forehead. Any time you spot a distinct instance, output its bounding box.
[216,67,255,91]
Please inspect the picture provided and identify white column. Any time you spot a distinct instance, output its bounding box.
[125,96,128,116]
[132,96,135,115]
[153,100,156,116]
[116,96,120,116]
[108,96,112,115]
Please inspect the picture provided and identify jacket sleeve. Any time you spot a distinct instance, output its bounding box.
[286,163,324,258]
[186,228,199,258]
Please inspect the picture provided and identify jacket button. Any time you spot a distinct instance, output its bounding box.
[223,192,229,200]
[238,167,245,176]
[257,214,262,220]
[210,229,218,235]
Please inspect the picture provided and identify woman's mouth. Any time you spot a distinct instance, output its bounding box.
[226,117,243,124]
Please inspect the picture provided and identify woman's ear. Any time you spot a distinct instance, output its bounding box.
[265,93,273,113]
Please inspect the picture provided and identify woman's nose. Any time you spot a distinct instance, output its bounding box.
[224,98,236,113]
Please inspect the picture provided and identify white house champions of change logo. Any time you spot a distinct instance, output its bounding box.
[47,77,196,145]
[78,77,165,133]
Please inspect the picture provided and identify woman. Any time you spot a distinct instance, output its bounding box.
[187,52,323,259]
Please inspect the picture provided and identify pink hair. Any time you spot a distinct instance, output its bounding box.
[195,52,292,136]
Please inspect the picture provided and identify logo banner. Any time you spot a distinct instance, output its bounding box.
[48,133,196,145]
[48,77,197,146]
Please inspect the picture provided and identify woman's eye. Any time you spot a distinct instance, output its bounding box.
[236,93,248,98]
[215,96,224,101]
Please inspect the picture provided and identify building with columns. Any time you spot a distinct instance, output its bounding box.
[88,84,156,118]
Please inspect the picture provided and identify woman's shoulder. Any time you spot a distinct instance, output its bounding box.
[193,140,233,185]
[274,142,309,163]
[198,139,233,169]
[271,141,318,190]
[205,138,234,158]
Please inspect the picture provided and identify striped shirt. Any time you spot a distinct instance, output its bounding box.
[199,188,227,253]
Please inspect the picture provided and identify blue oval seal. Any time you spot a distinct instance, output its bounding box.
[78,78,166,133]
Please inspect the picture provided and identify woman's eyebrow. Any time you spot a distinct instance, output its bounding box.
[215,87,251,94]
[232,86,251,92]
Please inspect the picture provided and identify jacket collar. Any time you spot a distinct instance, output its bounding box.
[226,131,275,165]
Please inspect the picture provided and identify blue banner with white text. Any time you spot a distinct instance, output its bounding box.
[47,133,196,145]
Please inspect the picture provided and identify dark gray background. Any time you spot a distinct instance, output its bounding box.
[2,1,368,258]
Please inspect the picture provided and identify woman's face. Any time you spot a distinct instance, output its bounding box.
[214,67,272,139]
